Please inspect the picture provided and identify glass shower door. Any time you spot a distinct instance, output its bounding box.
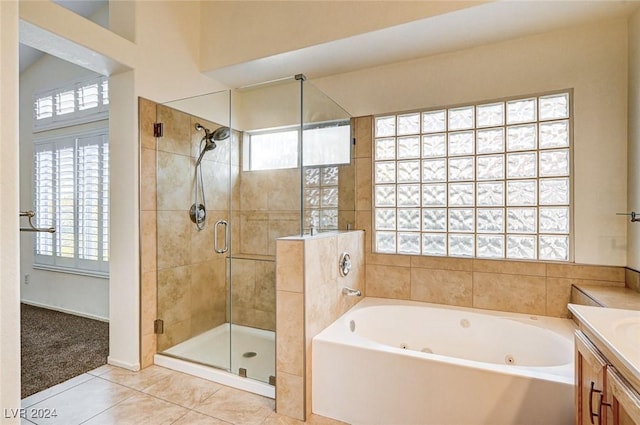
[155,90,233,373]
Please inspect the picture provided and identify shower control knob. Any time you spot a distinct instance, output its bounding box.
[339,252,352,277]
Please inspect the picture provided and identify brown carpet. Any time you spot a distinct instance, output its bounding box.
[21,303,109,398]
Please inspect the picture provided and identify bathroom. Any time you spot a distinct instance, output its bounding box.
[3,1,640,424]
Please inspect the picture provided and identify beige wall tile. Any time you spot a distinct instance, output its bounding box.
[157,151,190,211]
[141,271,157,336]
[546,263,625,282]
[338,163,356,214]
[304,236,338,292]
[268,213,301,255]
[158,318,191,351]
[190,221,216,264]
[473,259,546,276]
[139,98,157,150]
[276,291,304,376]
[546,277,573,318]
[472,272,546,315]
[412,256,473,272]
[157,211,190,269]
[353,116,372,159]
[157,105,191,156]
[411,268,472,307]
[140,148,157,211]
[275,372,305,421]
[255,260,276,305]
[240,172,270,211]
[306,281,340,339]
[626,268,640,292]
[277,240,304,266]
[140,210,157,273]
[231,259,257,310]
[158,266,191,326]
[355,211,372,252]
[269,168,300,211]
[140,333,156,369]
[366,253,411,267]
[366,264,410,299]
[241,213,270,255]
[570,286,602,307]
[355,158,372,212]
[276,241,304,293]
[202,158,230,212]
[566,278,625,287]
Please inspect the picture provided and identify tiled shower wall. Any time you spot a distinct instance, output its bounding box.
[351,116,634,319]
[139,98,305,365]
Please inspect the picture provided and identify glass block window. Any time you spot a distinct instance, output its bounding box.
[304,166,339,231]
[373,91,572,261]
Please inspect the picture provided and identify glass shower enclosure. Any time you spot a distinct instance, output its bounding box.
[153,76,352,395]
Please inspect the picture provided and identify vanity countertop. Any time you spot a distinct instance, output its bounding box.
[573,284,640,311]
[569,303,640,385]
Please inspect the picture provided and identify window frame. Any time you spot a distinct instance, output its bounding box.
[33,127,110,277]
[33,74,109,133]
[243,119,352,171]
[372,89,574,261]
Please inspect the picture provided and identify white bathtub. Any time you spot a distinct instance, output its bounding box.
[312,297,576,425]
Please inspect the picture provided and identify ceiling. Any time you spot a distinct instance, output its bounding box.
[19,0,107,73]
[206,0,640,88]
[20,1,640,85]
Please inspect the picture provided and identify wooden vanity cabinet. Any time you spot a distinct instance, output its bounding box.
[607,368,640,425]
[576,331,612,425]
[576,331,640,425]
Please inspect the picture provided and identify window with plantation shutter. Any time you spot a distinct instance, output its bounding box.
[33,74,109,132]
[33,129,109,275]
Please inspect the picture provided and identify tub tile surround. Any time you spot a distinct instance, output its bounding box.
[275,231,365,421]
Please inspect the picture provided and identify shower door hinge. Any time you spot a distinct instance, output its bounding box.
[154,319,164,334]
[153,122,164,138]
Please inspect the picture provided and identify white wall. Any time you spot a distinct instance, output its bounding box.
[0,0,22,421]
[629,10,640,270]
[315,18,629,267]
[19,54,109,321]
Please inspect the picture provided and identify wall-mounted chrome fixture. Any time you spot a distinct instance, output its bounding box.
[19,210,55,233]
[617,211,639,223]
[339,252,352,277]
[342,287,361,297]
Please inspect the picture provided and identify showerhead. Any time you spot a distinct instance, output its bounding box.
[211,126,230,141]
[194,124,230,166]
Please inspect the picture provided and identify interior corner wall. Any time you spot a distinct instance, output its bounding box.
[0,0,22,419]
[628,10,640,271]
[315,18,629,266]
[19,54,109,321]
[134,1,227,102]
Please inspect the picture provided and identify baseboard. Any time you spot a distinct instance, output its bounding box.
[20,300,109,322]
[107,357,140,372]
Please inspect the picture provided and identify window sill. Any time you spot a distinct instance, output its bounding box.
[32,264,109,279]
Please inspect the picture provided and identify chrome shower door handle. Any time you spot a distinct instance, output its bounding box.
[214,220,229,254]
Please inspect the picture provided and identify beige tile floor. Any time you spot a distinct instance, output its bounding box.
[20,365,345,425]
